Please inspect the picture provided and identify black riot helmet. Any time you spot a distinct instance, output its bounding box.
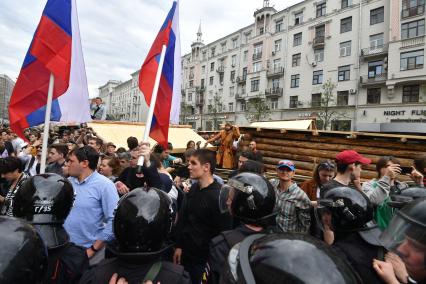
[0,216,48,284]
[380,198,426,275]
[221,233,362,284]
[113,187,174,254]
[316,186,373,232]
[13,173,74,249]
[389,187,426,209]
[219,173,276,227]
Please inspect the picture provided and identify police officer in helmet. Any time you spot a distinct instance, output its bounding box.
[0,216,48,284]
[374,198,426,284]
[79,187,191,284]
[221,233,362,284]
[316,186,385,283]
[12,173,89,284]
[204,173,276,284]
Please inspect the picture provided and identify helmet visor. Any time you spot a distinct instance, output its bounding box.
[314,204,334,233]
[219,185,235,214]
[380,213,426,252]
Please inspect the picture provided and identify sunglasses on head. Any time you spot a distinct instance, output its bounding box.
[318,161,336,171]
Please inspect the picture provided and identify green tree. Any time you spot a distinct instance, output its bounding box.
[313,79,350,130]
[245,94,271,122]
[208,92,223,130]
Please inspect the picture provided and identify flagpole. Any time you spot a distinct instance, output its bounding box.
[40,73,55,174]
[137,44,168,172]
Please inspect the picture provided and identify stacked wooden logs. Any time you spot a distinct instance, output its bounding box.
[240,128,426,182]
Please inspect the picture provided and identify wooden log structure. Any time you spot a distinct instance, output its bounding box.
[239,127,426,182]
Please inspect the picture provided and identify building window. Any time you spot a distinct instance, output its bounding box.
[272,78,280,89]
[315,25,325,38]
[338,65,351,81]
[270,98,278,110]
[189,80,194,87]
[221,42,227,53]
[211,47,216,57]
[311,93,322,107]
[209,76,214,85]
[337,91,349,106]
[293,32,302,46]
[312,70,323,85]
[340,41,352,57]
[274,39,282,52]
[295,11,303,25]
[292,53,301,66]
[259,27,264,35]
[341,0,351,9]
[316,2,326,17]
[401,20,425,40]
[402,0,425,18]
[228,102,234,112]
[314,48,324,62]
[332,120,351,131]
[230,71,235,82]
[243,50,248,62]
[273,60,281,72]
[290,96,298,108]
[240,101,246,111]
[368,60,384,78]
[242,67,248,79]
[254,43,263,55]
[402,85,420,103]
[252,62,261,72]
[201,79,205,88]
[340,17,352,33]
[370,33,384,49]
[210,62,215,72]
[202,66,206,74]
[370,7,384,25]
[367,88,381,104]
[291,74,300,88]
[400,49,424,70]
[188,93,192,101]
[231,55,237,66]
[251,79,260,92]
[202,51,207,60]
[232,38,238,49]
[230,86,234,96]
[219,73,224,84]
[275,19,283,32]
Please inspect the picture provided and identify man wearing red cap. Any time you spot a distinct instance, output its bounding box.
[321,150,371,197]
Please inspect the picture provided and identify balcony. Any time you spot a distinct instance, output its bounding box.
[265,87,283,97]
[401,35,425,49]
[216,66,225,73]
[266,67,284,77]
[252,52,262,61]
[401,5,425,19]
[360,73,387,86]
[236,93,246,100]
[236,76,247,84]
[313,36,325,48]
[360,44,389,59]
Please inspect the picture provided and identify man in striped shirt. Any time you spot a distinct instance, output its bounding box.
[270,160,311,233]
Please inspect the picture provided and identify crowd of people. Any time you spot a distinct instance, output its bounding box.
[0,123,426,284]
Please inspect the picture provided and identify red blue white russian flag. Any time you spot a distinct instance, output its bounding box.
[9,0,91,139]
[139,0,181,149]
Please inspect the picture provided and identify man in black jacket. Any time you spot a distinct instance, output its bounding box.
[173,149,232,284]
[204,173,277,284]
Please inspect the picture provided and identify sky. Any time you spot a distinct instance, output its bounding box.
[0,0,300,97]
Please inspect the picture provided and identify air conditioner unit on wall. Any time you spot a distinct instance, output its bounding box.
[297,101,303,106]
[349,89,357,94]
[311,61,317,67]
[272,51,276,56]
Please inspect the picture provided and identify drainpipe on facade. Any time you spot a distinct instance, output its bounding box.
[353,0,363,131]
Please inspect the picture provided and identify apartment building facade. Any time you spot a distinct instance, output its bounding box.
[181,0,425,132]
[98,71,148,122]
[0,74,15,124]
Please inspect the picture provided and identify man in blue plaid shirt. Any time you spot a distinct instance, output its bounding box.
[270,160,311,233]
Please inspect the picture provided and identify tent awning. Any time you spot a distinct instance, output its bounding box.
[249,120,314,130]
[87,121,212,153]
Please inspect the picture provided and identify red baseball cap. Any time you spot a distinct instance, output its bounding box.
[336,150,371,165]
